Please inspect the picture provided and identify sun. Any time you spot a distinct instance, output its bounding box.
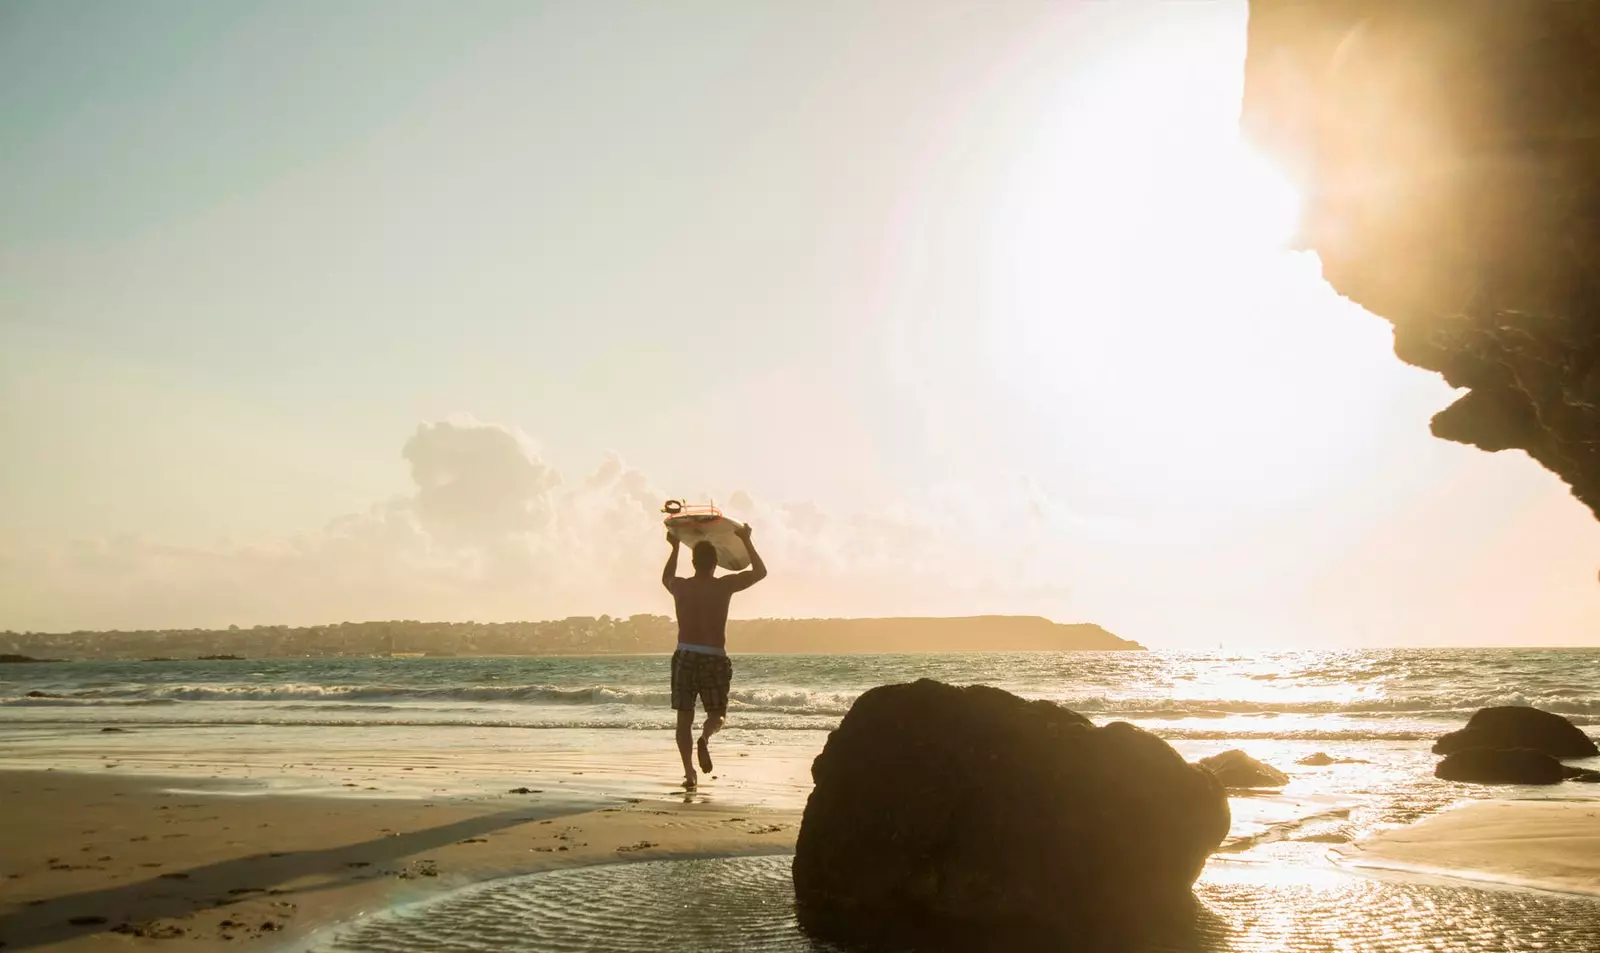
[978,12,1395,521]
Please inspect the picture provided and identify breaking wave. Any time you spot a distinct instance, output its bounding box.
[6,684,1599,723]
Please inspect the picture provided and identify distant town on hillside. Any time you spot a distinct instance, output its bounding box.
[0,616,1142,661]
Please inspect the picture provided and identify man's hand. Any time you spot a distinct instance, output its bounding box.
[724,522,766,592]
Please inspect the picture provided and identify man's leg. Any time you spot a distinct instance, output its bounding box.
[676,707,697,788]
[697,655,731,773]
[669,650,698,789]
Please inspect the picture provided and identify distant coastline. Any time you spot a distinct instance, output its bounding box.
[0,615,1142,660]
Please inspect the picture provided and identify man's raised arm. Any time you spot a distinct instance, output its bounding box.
[725,523,767,592]
[661,531,680,592]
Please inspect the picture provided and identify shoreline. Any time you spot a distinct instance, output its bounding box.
[5,776,1600,951]
[0,770,800,952]
[1334,799,1600,898]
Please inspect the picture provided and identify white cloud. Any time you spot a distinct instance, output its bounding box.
[0,418,1084,631]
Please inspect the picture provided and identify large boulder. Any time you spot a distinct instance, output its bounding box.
[1199,750,1290,788]
[791,680,1229,946]
[1432,706,1599,759]
[1435,747,1600,785]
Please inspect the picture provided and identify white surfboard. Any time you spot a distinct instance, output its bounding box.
[662,501,751,571]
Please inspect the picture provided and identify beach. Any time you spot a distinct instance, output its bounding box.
[0,770,800,951]
[4,648,1600,950]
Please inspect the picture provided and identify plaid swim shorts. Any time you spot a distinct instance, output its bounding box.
[670,650,733,715]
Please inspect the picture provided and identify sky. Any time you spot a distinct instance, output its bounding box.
[2,0,1596,648]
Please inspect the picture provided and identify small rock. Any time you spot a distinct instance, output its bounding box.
[68,916,108,926]
[1199,750,1290,788]
[1433,707,1599,759]
[1296,752,1369,766]
[1435,747,1594,784]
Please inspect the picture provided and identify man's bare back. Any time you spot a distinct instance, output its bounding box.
[661,522,766,790]
[668,574,738,651]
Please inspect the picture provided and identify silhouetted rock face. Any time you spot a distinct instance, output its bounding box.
[791,680,1230,945]
[1243,1,1600,520]
[1432,706,1599,758]
[1199,749,1290,788]
[1435,747,1600,785]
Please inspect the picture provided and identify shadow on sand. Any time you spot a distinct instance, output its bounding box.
[0,806,569,950]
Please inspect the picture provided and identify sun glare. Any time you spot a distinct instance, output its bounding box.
[978,15,1396,522]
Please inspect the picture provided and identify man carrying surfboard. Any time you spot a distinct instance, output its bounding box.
[661,522,767,790]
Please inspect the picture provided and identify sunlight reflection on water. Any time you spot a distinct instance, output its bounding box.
[312,855,1600,953]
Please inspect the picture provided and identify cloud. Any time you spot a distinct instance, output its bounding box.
[0,418,1083,632]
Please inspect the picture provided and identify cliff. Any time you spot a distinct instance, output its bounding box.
[1242,0,1600,520]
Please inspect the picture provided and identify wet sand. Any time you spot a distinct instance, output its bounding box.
[0,771,799,952]
[6,765,1600,952]
[1336,798,1600,896]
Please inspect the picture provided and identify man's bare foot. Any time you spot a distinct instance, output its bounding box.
[697,736,714,773]
[683,772,697,791]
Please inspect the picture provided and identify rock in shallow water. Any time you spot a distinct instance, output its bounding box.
[791,679,1229,946]
[1435,747,1600,785]
[1297,752,1369,766]
[1433,706,1599,759]
[1200,750,1290,788]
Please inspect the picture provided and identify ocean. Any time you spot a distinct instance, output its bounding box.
[3,648,1597,833]
[6,648,1600,951]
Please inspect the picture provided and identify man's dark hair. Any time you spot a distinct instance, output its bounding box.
[691,541,718,573]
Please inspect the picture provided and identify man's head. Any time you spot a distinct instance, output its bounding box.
[691,541,718,575]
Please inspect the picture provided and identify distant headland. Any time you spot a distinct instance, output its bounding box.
[0,615,1141,660]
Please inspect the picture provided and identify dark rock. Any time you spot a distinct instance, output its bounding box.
[99,727,128,733]
[1432,707,1598,759]
[791,680,1229,946]
[1242,1,1600,520]
[1,654,57,664]
[1199,750,1290,788]
[1435,747,1596,784]
[1296,752,1369,766]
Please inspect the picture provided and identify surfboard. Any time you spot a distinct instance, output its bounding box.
[662,500,751,571]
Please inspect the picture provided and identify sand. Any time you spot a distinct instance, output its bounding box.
[7,766,1600,953]
[0,771,799,952]
[1336,799,1600,897]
